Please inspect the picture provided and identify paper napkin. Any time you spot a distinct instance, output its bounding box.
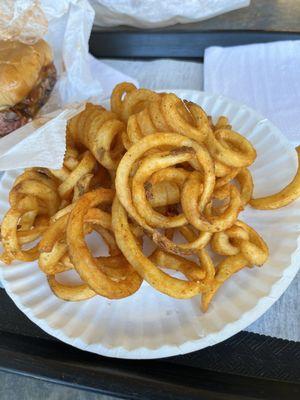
[204,40,300,144]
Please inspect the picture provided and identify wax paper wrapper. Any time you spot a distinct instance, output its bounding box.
[0,0,137,171]
[91,0,250,28]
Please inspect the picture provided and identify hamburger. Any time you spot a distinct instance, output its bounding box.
[0,39,57,137]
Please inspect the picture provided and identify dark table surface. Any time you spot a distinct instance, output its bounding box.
[90,1,300,58]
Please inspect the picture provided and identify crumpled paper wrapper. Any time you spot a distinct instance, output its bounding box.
[0,104,84,170]
[0,0,48,43]
[0,0,136,171]
[91,0,250,28]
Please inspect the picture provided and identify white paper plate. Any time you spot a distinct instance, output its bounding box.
[0,90,299,359]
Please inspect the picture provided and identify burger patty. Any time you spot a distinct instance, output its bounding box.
[0,109,27,137]
[0,62,57,138]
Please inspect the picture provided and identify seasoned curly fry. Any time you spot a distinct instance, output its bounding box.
[67,189,142,299]
[5,82,298,315]
[68,103,125,170]
[250,146,300,209]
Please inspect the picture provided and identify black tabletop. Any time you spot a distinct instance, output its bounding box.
[90,0,300,58]
[1,289,299,400]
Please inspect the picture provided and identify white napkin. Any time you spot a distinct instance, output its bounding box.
[204,40,300,144]
[88,54,138,100]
